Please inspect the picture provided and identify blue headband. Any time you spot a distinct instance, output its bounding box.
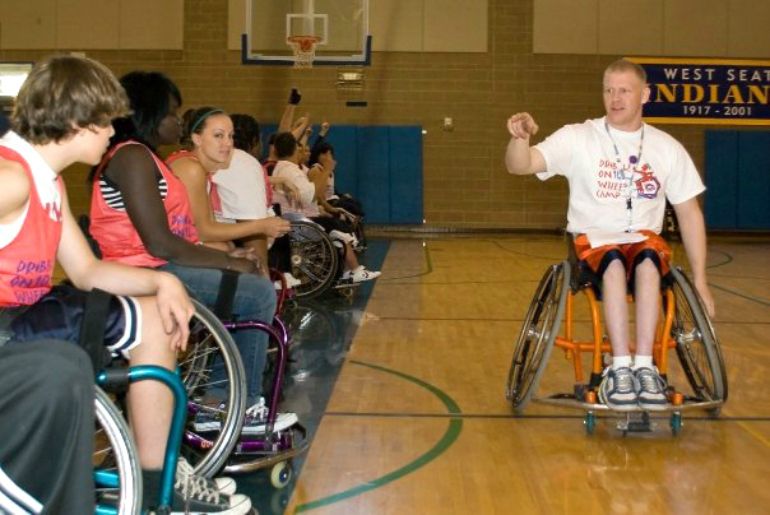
[190,108,225,134]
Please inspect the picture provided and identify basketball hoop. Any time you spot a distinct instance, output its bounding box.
[287,35,321,68]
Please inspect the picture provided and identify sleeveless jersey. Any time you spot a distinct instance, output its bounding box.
[90,141,199,267]
[0,146,63,306]
[166,150,223,220]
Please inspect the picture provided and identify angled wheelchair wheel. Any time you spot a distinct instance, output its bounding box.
[289,221,339,298]
[669,267,728,406]
[94,386,142,515]
[506,261,570,412]
[179,299,247,478]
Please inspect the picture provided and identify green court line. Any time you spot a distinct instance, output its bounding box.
[294,360,463,513]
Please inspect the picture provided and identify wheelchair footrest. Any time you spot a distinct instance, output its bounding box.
[617,412,653,433]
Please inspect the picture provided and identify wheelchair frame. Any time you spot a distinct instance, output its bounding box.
[94,365,188,514]
[506,257,728,435]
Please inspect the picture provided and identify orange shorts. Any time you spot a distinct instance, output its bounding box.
[573,230,672,281]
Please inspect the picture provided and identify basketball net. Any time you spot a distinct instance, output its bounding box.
[287,35,321,69]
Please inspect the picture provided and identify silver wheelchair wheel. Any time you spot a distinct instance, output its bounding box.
[289,221,339,298]
[94,386,141,515]
[506,261,570,412]
[669,267,728,408]
[179,299,247,477]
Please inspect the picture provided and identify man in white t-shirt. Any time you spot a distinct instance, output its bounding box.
[504,59,714,411]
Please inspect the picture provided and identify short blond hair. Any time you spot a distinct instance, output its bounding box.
[12,55,130,144]
[604,59,647,84]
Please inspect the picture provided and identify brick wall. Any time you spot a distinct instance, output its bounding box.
[0,0,718,230]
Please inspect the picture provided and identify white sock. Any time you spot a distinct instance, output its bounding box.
[633,355,653,370]
[612,356,632,370]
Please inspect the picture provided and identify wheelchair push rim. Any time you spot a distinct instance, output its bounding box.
[179,299,247,478]
[506,261,570,412]
[669,267,728,406]
[94,386,142,515]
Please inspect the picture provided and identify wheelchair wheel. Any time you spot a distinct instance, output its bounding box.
[179,299,247,478]
[289,221,339,298]
[506,261,570,412]
[94,386,142,515]
[669,267,728,405]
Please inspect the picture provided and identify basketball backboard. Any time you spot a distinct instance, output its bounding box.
[241,0,371,66]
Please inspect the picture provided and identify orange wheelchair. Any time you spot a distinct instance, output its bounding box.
[505,237,727,435]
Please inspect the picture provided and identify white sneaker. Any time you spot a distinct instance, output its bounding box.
[240,397,300,435]
[274,272,303,290]
[341,266,381,283]
[176,457,236,496]
[172,459,251,514]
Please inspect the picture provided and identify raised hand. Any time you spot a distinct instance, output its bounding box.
[507,112,539,139]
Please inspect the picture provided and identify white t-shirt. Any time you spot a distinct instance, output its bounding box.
[534,117,705,234]
[272,160,319,217]
[211,148,268,221]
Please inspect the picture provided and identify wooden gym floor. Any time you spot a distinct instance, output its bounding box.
[245,233,770,514]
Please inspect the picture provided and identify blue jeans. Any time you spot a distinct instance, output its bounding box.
[158,263,276,405]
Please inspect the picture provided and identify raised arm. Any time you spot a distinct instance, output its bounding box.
[170,156,289,242]
[505,112,547,175]
[277,88,302,133]
[102,145,256,273]
[307,164,339,215]
[673,196,715,317]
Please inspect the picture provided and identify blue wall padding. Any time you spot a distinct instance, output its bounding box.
[737,132,770,229]
[704,130,739,229]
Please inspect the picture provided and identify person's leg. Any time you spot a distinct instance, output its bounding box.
[0,341,94,514]
[158,264,276,405]
[598,259,637,410]
[633,258,661,358]
[124,297,176,469]
[632,256,668,410]
[602,259,631,360]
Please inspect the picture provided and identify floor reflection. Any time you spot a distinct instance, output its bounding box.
[237,240,389,514]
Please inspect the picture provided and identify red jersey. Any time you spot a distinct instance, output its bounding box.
[166,150,223,220]
[90,141,199,268]
[0,146,63,306]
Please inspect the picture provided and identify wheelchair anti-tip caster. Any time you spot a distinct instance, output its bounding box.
[270,460,293,489]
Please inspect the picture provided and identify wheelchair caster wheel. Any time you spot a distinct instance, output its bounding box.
[584,412,596,435]
[270,461,293,489]
[670,413,683,436]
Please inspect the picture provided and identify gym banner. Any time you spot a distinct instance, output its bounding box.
[627,57,770,126]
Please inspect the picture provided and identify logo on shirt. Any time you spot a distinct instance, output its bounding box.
[595,160,660,200]
[44,201,62,222]
[634,165,661,199]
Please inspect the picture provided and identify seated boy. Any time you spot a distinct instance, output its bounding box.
[0,55,250,514]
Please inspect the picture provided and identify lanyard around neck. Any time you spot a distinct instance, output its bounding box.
[604,120,645,231]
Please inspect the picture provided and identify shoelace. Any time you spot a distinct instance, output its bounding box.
[245,398,269,421]
[637,369,663,393]
[613,369,635,393]
[175,464,222,504]
[176,458,222,501]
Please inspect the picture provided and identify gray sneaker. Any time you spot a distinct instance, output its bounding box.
[598,366,638,411]
[635,367,668,411]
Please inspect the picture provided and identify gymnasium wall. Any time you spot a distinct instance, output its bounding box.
[0,0,768,229]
